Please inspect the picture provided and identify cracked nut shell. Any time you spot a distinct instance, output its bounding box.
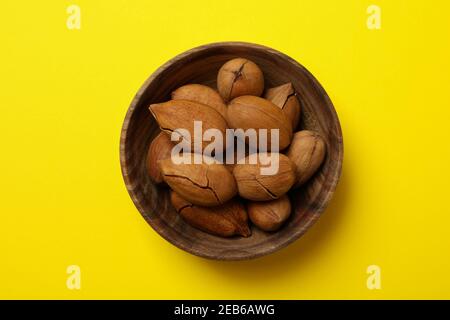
[248,195,291,232]
[146,132,174,183]
[159,153,237,206]
[286,130,327,188]
[264,82,301,130]
[217,58,264,102]
[149,99,228,151]
[227,95,293,150]
[171,191,251,237]
[232,153,296,201]
[171,84,227,119]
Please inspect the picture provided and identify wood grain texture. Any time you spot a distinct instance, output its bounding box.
[120,42,343,260]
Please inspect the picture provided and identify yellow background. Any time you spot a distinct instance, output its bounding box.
[1,0,450,299]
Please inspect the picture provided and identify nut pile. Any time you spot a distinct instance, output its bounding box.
[146,58,327,237]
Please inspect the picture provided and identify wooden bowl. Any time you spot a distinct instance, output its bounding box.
[120,42,343,260]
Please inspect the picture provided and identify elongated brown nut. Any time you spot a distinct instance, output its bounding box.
[171,191,251,237]
[146,132,174,183]
[172,84,227,119]
[149,99,228,152]
[159,153,237,207]
[227,95,293,150]
[232,153,296,201]
[248,195,291,231]
[286,130,327,188]
[264,82,301,130]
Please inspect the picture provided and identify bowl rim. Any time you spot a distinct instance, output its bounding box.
[120,41,344,260]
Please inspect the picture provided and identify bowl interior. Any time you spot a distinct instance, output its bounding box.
[120,42,343,260]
